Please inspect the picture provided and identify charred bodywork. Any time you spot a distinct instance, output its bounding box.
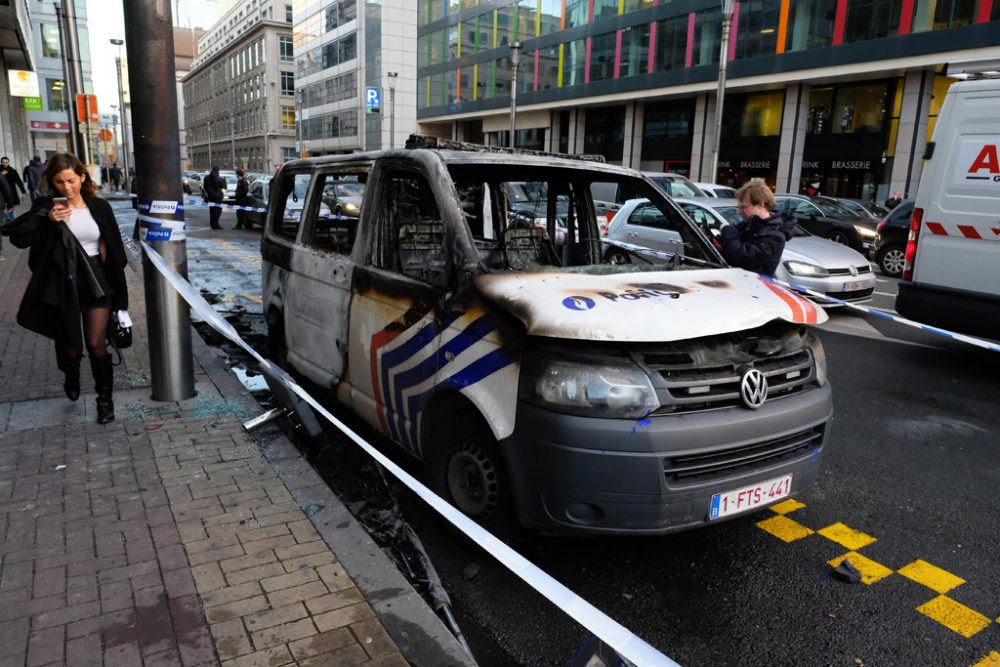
[261,143,833,535]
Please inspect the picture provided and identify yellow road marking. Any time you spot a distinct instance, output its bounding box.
[898,559,966,594]
[756,515,814,543]
[817,522,877,550]
[917,595,992,638]
[828,552,894,585]
[971,651,1000,667]
[240,293,262,303]
[770,499,805,514]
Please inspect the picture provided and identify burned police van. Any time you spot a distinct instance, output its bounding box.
[261,137,832,536]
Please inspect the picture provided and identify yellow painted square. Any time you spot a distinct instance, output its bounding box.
[898,559,965,594]
[817,522,877,550]
[916,595,991,638]
[770,499,805,515]
[971,651,1000,667]
[828,551,894,585]
[756,514,814,543]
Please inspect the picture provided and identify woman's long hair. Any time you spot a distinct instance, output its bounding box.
[41,153,96,198]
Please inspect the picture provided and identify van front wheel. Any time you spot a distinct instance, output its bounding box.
[427,413,519,539]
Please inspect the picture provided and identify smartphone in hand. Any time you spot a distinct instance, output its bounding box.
[53,197,69,209]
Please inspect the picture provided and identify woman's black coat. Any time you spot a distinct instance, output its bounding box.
[15,195,129,352]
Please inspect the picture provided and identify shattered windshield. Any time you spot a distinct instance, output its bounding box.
[449,165,721,275]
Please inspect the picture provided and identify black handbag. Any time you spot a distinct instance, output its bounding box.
[110,310,133,349]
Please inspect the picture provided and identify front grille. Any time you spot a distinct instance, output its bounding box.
[826,287,875,301]
[647,349,814,413]
[828,265,873,276]
[663,425,824,484]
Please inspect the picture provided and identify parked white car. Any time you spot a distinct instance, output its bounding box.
[696,183,737,199]
[675,197,876,304]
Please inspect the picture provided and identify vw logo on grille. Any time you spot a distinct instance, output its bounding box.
[740,368,768,409]
[849,265,858,276]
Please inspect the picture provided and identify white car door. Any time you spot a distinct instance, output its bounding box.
[622,202,683,260]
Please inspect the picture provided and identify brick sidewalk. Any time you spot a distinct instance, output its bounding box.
[0,204,472,666]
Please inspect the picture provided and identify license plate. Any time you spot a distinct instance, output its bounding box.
[709,474,792,520]
[843,280,870,292]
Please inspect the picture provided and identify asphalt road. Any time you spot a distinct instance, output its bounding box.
[176,203,1000,667]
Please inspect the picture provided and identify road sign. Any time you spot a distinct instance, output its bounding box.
[98,128,113,142]
[365,86,381,112]
[8,70,39,97]
[75,93,99,123]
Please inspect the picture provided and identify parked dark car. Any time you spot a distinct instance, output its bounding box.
[836,198,889,220]
[775,194,877,254]
[870,199,914,277]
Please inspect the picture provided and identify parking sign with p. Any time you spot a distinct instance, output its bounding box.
[366,86,381,113]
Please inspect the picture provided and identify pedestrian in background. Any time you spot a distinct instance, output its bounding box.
[1,156,26,210]
[885,191,903,209]
[203,166,226,230]
[0,175,12,259]
[718,178,794,277]
[12,152,129,424]
[234,169,249,230]
[110,163,122,192]
[25,156,46,201]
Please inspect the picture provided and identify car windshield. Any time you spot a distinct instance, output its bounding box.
[450,165,722,275]
[814,197,859,218]
[648,175,703,198]
[334,182,364,197]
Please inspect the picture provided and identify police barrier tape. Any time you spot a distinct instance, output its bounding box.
[600,238,1000,354]
[139,240,680,667]
[139,199,358,221]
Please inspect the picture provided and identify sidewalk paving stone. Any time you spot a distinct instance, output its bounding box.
[0,201,474,666]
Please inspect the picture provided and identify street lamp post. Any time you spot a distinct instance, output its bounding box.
[110,39,132,192]
[208,121,213,166]
[387,71,398,150]
[709,0,735,184]
[509,41,521,149]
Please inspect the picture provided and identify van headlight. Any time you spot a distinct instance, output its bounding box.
[853,224,876,238]
[520,350,659,419]
[784,260,829,277]
[806,334,827,386]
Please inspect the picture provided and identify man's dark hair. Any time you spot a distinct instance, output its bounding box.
[236,169,244,177]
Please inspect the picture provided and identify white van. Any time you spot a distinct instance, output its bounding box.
[895,77,1000,339]
[262,138,833,536]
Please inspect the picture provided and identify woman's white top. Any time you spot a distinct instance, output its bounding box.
[68,206,101,257]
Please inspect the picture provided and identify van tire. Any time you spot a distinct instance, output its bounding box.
[427,411,519,540]
[605,248,631,264]
[879,246,905,277]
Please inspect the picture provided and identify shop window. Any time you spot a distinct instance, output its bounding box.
[735,0,781,59]
[785,0,837,51]
[590,32,617,82]
[909,0,976,31]
[654,16,687,72]
[724,92,784,138]
[843,0,903,42]
[584,106,626,162]
[620,24,651,77]
[831,83,888,134]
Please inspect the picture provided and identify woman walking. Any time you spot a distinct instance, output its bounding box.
[15,153,129,423]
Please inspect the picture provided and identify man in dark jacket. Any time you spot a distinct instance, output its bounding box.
[203,166,226,229]
[234,169,249,230]
[25,156,46,201]
[1,156,26,209]
[718,178,794,277]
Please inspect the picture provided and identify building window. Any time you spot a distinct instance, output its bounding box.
[844,0,904,42]
[808,82,888,135]
[785,0,837,52]
[46,78,68,111]
[584,106,626,162]
[909,0,977,31]
[589,32,616,82]
[279,35,293,62]
[41,24,61,58]
[736,0,781,59]
[281,105,296,129]
[285,4,293,22]
[722,92,784,139]
[280,71,294,95]
[654,16,687,72]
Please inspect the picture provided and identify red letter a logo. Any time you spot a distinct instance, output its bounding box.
[969,145,1000,175]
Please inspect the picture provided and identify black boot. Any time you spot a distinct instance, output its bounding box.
[91,355,115,424]
[63,359,81,401]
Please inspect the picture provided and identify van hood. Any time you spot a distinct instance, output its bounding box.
[474,269,827,342]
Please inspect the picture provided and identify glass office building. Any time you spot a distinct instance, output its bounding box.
[416,0,1000,199]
